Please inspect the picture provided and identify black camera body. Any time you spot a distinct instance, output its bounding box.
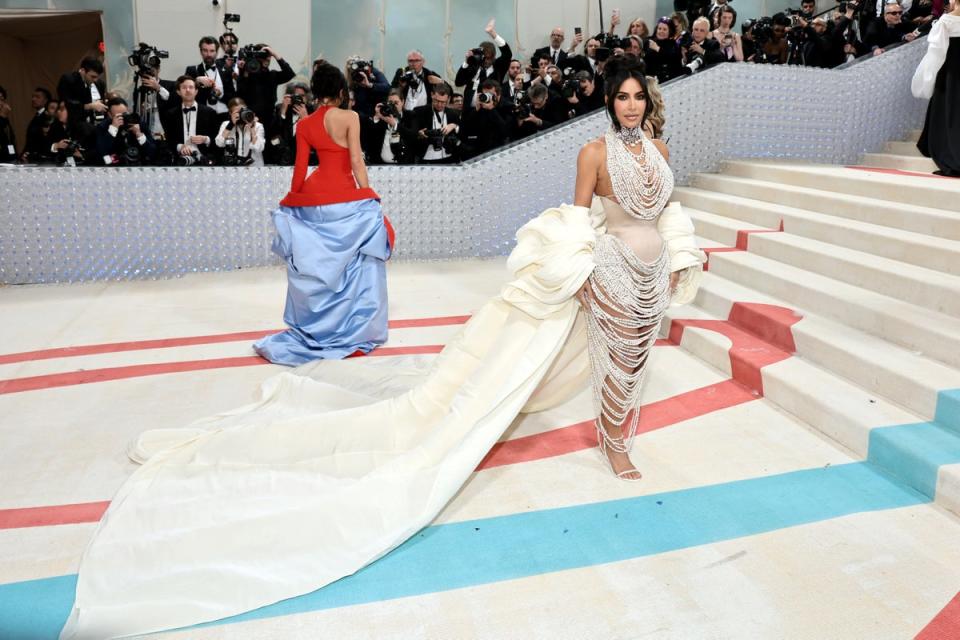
[561,78,579,99]
[240,44,270,73]
[477,91,497,105]
[290,94,305,107]
[469,47,485,66]
[402,70,421,91]
[349,58,374,83]
[425,128,459,153]
[128,42,169,76]
[378,101,400,119]
[513,92,532,118]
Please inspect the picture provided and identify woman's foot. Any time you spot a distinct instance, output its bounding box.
[602,446,643,481]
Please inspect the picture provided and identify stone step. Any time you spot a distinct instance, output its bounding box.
[688,272,960,423]
[861,153,938,174]
[719,160,960,212]
[680,175,960,241]
[676,185,960,275]
[884,140,923,156]
[706,249,960,371]
[661,296,960,517]
[906,128,922,143]
[687,207,960,317]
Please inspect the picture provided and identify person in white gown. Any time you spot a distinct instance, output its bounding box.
[60,54,704,639]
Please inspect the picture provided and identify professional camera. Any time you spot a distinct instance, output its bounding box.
[377,101,400,118]
[425,128,459,153]
[239,44,270,73]
[513,91,532,118]
[402,70,421,91]
[678,32,706,72]
[595,46,612,62]
[469,47,485,65]
[223,13,240,29]
[561,78,579,99]
[348,57,374,83]
[174,148,211,167]
[477,91,497,105]
[750,17,775,45]
[291,94,306,107]
[116,113,142,165]
[599,33,630,50]
[127,42,169,76]
[238,107,257,126]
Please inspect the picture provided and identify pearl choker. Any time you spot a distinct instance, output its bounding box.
[615,124,644,146]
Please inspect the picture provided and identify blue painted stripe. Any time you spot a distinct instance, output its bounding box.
[0,462,928,639]
[935,388,960,434]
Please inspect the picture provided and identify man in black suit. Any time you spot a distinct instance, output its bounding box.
[266,82,315,165]
[407,83,461,163]
[531,27,581,67]
[865,1,918,54]
[454,19,512,109]
[95,97,155,165]
[509,83,568,141]
[160,76,219,164]
[460,79,510,160]
[236,44,295,125]
[362,89,414,165]
[392,50,446,114]
[56,57,107,127]
[185,36,235,120]
[132,64,179,139]
[500,59,527,107]
[20,87,53,161]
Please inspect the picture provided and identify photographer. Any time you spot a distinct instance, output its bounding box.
[566,70,604,116]
[160,75,218,165]
[267,82,314,165]
[218,31,241,96]
[133,60,179,140]
[792,15,833,66]
[460,79,509,159]
[510,83,567,141]
[21,87,54,162]
[393,50,444,114]
[410,83,460,163]
[501,59,526,106]
[57,57,107,127]
[237,44,295,124]
[215,97,264,166]
[680,17,726,73]
[185,36,235,118]
[347,57,390,119]
[363,89,413,165]
[46,100,94,166]
[828,2,866,66]
[96,97,155,166]
[754,14,792,63]
[713,6,745,61]
[865,1,918,54]
[0,86,14,162]
[646,18,685,82]
[455,19,513,109]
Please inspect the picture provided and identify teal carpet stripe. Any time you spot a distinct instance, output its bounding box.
[0,462,928,639]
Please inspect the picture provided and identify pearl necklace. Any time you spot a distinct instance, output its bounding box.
[614,124,644,146]
[604,127,673,221]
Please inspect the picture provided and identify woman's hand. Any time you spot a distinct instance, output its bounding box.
[576,279,593,307]
[669,270,680,293]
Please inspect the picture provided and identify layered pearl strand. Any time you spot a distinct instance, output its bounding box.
[604,127,673,221]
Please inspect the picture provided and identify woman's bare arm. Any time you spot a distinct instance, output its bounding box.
[574,142,601,207]
[346,111,370,189]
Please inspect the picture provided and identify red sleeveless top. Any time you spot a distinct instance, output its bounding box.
[279,106,380,207]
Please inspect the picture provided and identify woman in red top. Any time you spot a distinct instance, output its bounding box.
[254,62,395,365]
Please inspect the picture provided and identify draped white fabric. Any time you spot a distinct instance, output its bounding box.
[911,14,960,99]
[62,202,703,639]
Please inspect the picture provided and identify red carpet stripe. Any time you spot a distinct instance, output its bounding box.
[0,501,110,531]
[0,315,470,365]
[915,590,960,639]
[0,346,445,395]
[477,379,756,470]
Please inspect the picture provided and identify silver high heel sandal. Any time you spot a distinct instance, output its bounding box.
[596,422,643,481]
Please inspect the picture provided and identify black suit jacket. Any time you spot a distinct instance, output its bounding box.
[362,114,415,165]
[185,60,237,112]
[160,104,219,151]
[455,41,513,106]
[532,46,570,67]
[94,118,156,165]
[57,71,107,126]
[408,106,461,160]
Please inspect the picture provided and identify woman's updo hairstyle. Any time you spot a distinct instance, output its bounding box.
[603,54,652,131]
[310,60,348,106]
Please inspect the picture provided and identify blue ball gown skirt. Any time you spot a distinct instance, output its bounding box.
[254,198,391,366]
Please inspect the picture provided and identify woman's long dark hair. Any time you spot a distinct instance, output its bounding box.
[310,60,348,106]
[603,55,651,131]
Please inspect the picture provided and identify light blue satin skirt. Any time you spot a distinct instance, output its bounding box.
[254,198,390,366]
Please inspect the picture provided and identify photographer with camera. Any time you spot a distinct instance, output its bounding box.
[646,18,685,82]
[509,83,567,141]
[681,17,726,73]
[57,57,107,127]
[186,37,235,119]
[160,75,218,166]
[363,89,414,165]
[236,44,295,125]
[565,70,604,116]
[347,57,390,119]
[828,2,866,66]
[215,97,264,166]
[454,19,512,109]
[393,50,444,114]
[501,59,527,106]
[267,82,314,165]
[95,97,155,166]
[218,30,241,95]
[411,83,460,163]
[460,79,509,159]
[45,100,93,166]
[866,0,918,54]
[753,14,792,63]
[127,44,178,139]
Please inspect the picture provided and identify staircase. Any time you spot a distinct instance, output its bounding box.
[666,129,960,517]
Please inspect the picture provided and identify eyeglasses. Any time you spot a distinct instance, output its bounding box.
[886,9,902,13]
[407,59,423,63]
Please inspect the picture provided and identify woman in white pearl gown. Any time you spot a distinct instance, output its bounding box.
[60,56,704,639]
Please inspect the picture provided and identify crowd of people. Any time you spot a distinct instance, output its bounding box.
[0,2,941,168]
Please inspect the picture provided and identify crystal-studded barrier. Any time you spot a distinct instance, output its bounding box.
[0,41,927,284]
